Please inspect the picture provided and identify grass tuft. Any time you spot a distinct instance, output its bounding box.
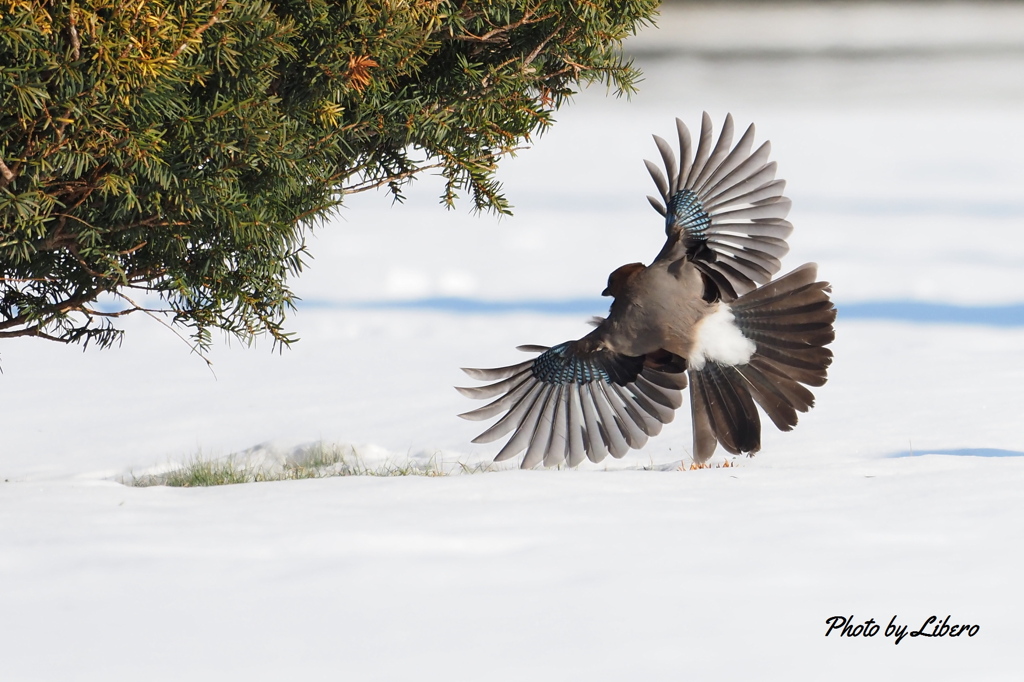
[122,443,504,488]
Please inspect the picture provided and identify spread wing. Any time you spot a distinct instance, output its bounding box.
[457,343,688,469]
[646,113,793,301]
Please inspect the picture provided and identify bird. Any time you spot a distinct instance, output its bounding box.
[456,113,835,469]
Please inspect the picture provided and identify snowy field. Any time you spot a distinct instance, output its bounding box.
[3,3,1024,680]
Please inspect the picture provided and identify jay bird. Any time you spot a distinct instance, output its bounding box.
[457,113,835,468]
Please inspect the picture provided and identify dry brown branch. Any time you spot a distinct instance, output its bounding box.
[344,55,378,92]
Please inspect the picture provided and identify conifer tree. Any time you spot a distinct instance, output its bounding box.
[1,0,657,353]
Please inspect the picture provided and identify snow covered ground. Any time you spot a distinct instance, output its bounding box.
[3,3,1024,680]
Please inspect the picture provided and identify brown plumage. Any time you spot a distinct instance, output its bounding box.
[457,114,835,468]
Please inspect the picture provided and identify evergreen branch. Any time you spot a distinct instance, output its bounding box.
[0,286,106,333]
[0,326,69,343]
[341,160,454,195]
[340,147,526,196]
[0,0,658,357]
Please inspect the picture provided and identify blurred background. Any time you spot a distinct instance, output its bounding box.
[4,1,1024,476]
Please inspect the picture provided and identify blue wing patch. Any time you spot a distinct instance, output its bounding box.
[666,189,710,237]
[666,189,716,263]
[531,342,645,386]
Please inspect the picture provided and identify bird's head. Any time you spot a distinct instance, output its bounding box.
[602,262,645,298]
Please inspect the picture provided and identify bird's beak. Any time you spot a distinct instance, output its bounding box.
[601,287,611,297]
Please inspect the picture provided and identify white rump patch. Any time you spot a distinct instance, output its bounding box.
[690,303,756,371]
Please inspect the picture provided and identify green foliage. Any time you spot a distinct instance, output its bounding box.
[0,0,657,352]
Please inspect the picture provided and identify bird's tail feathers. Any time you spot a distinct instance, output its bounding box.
[688,263,835,462]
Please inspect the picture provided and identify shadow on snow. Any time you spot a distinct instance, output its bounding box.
[301,298,1024,327]
[889,448,1024,458]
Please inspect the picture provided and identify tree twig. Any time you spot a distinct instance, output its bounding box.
[115,291,217,375]
[522,22,567,70]
[339,146,526,195]
[451,12,555,43]
[68,11,81,60]
[0,156,15,188]
[171,0,229,59]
